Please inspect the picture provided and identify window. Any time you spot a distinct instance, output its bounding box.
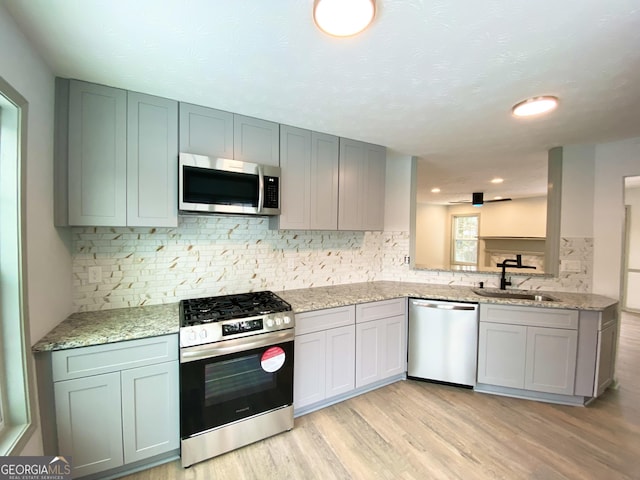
[0,76,34,455]
[451,214,479,268]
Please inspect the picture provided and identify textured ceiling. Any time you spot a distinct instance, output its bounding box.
[4,0,640,204]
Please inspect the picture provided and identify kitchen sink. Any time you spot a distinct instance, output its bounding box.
[472,289,557,302]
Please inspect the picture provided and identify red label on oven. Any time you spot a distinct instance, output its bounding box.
[261,346,286,373]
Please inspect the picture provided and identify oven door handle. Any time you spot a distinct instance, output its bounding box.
[180,329,294,363]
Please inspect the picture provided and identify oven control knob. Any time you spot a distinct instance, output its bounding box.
[189,330,197,341]
[275,317,282,326]
[283,316,292,324]
[266,318,275,328]
[200,329,207,339]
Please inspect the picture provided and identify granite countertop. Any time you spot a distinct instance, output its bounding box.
[32,281,618,353]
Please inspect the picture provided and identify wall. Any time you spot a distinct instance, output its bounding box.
[592,138,640,298]
[560,144,595,237]
[624,184,640,310]
[448,196,547,237]
[0,4,72,455]
[415,197,546,269]
[415,203,448,268]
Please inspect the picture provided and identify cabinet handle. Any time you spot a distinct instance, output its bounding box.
[412,301,476,311]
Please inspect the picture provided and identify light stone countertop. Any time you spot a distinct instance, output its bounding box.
[32,281,617,353]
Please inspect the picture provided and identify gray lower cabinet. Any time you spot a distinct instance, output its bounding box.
[54,372,124,477]
[477,304,579,395]
[355,298,407,388]
[56,79,179,227]
[51,335,179,478]
[179,103,279,167]
[272,125,339,230]
[338,138,386,231]
[574,305,619,397]
[294,306,355,412]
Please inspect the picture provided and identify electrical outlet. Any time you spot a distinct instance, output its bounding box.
[561,260,581,273]
[403,255,410,265]
[88,266,102,284]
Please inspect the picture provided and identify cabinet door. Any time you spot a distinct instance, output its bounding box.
[310,132,339,230]
[233,114,280,166]
[355,318,383,388]
[68,80,127,226]
[179,102,234,158]
[326,325,355,398]
[361,143,386,231]
[524,327,578,395]
[294,331,327,409]
[338,138,364,231]
[127,92,178,227]
[338,138,385,231]
[477,322,527,388]
[595,323,617,396]
[381,315,407,378]
[278,125,311,229]
[121,361,179,463]
[55,372,123,477]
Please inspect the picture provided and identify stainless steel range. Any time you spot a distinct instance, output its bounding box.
[179,291,295,468]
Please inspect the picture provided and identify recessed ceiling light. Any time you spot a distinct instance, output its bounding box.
[512,96,559,117]
[313,0,376,37]
[431,188,441,193]
[494,196,503,200]
[491,178,504,184]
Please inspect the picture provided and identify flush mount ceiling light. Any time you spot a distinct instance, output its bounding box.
[491,177,504,184]
[431,187,441,193]
[512,96,559,117]
[313,0,376,37]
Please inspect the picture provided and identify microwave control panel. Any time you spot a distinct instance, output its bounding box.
[264,176,279,209]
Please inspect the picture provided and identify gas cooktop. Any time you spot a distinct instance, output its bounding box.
[179,291,294,347]
[180,291,291,327]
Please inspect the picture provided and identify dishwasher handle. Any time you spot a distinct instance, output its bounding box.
[411,300,477,311]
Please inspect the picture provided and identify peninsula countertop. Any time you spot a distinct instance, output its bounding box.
[32,281,618,353]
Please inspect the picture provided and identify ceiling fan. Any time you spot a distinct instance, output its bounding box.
[449,192,512,206]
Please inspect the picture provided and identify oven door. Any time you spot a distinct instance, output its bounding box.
[179,329,294,439]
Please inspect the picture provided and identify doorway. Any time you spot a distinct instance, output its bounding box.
[622,176,640,313]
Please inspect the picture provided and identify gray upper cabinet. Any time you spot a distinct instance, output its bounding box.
[311,132,340,229]
[57,79,178,227]
[178,105,279,166]
[273,126,339,230]
[233,114,280,167]
[127,92,178,227]
[178,102,234,158]
[67,80,127,226]
[277,125,311,230]
[338,138,386,231]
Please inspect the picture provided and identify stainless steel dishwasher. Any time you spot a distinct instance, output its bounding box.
[407,299,478,387]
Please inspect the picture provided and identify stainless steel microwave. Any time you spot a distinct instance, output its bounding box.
[179,153,280,216]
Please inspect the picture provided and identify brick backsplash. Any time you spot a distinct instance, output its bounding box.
[71,215,593,311]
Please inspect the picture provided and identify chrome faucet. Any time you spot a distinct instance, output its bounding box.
[496,254,536,290]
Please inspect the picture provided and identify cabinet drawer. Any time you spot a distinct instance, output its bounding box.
[52,335,178,381]
[356,298,406,324]
[479,304,578,330]
[295,306,355,336]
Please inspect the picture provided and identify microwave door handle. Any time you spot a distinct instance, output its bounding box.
[257,166,264,213]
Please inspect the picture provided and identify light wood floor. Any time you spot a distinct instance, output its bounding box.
[124,312,640,480]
